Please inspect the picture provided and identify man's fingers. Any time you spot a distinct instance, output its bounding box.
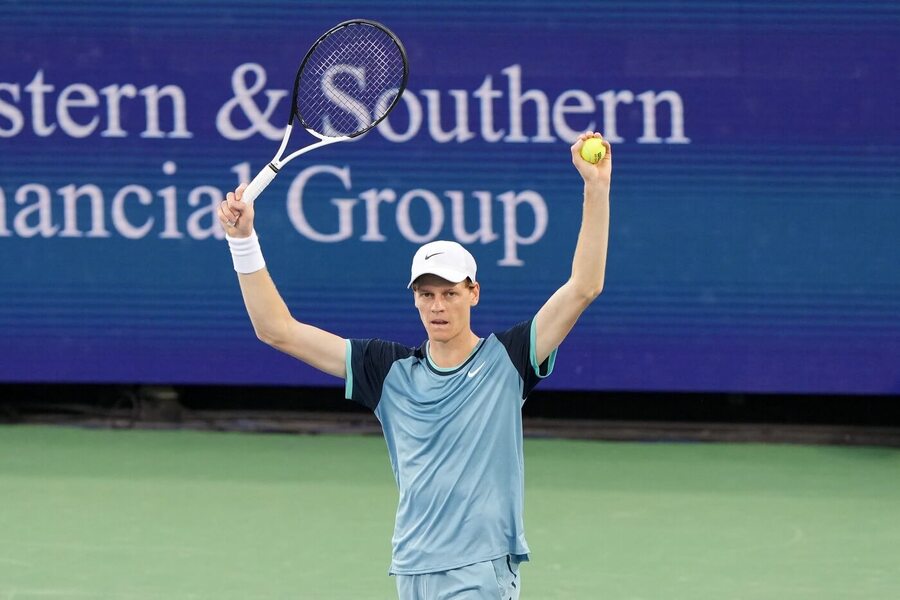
[570,138,585,156]
[219,201,240,228]
[570,131,604,155]
[224,194,247,215]
[222,186,253,230]
[235,182,248,199]
[220,199,239,218]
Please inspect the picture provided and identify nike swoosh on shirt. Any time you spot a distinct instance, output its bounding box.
[467,362,486,378]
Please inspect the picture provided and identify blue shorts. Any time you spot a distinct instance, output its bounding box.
[395,555,522,600]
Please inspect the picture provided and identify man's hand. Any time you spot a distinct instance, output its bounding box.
[218,182,255,238]
[571,131,612,189]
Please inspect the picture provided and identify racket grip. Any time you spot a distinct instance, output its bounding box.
[241,163,279,205]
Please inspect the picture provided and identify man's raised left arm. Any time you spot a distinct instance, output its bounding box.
[533,131,612,364]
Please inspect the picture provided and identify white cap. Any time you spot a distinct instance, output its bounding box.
[407,240,478,288]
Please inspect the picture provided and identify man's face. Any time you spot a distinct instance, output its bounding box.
[413,275,480,343]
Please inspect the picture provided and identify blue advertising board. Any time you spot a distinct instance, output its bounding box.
[1,1,898,393]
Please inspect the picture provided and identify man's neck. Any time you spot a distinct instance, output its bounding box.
[427,330,480,369]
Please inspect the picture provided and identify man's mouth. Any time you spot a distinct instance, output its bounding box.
[430,320,449,326]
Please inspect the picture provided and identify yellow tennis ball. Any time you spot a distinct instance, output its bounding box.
[580,137,607,163]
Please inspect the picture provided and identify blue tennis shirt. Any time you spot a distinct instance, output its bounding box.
[344,318,557,575]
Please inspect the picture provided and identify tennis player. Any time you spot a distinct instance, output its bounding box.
[219,132,611,599]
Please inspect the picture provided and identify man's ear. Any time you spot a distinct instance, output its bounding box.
[470,282,480,306]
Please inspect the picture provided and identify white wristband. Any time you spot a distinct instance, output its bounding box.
[226,230,266,274]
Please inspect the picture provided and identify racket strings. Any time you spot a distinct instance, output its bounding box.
[297,24,406,137]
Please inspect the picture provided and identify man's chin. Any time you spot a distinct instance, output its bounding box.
[426,328,453,342]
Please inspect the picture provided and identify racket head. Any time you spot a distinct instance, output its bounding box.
[292,19,409,139]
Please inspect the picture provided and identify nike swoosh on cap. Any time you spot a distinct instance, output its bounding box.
[424,252,444,260]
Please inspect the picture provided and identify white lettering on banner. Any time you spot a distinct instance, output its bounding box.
[552,90,597,142]
[636,90,690,143]
[24,71,56,136]
[502,65,555,143]
[376,63,691,145]
[597,90,632,143]
[159,161,182,239]
[158,183,182,239]
[0,163,225,241]
[448,191,498,244]
[212,63,688,145]
[473,76,506,142]
[359,188,397,242]
[320,65,369,136]
[139,85,192,139]
[0,65,689,145]
[2,162,540,265]
[284,165,546,266]
[216,63,287,141]
[112,185,154,239]
[396,189,444,243]
[57,83,100,138]
[0,70,192,139]
[99,84,137,137]
[230,162,252,186]
[0,60,691,267]
[0,187,9,236]
[286,165,356,242]
[186,186,226,240]
[59,184,110,238]
[0,82,25,137]
[14,184,58,238]
[0,162,545,265]
[376,90,422,142]
[497,191,548,266]
[420,89,476,143]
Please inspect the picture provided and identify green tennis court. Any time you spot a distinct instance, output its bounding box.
[1,425,898,599]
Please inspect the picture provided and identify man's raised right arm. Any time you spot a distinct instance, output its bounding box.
[219,184,347,378]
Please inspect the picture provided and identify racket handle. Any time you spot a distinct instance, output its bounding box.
[241,163,279,205]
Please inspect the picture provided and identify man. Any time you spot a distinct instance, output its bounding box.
[218,132,611,599]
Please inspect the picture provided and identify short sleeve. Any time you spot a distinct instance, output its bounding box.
[495,318,557,399]
[345,338,416,411]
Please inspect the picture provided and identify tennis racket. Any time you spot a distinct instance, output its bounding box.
[241,19,409,205]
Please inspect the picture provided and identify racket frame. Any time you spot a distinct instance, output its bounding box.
[242,19,408,205]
